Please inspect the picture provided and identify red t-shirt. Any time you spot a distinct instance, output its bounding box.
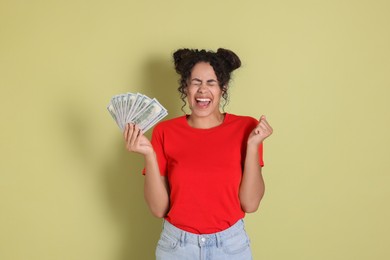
[148,113,264,234]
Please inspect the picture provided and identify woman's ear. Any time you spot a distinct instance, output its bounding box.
[222,86,228,93]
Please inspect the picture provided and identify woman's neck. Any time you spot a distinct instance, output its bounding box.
[187,113,225,129]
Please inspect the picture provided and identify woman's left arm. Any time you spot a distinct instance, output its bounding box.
[239,115,273,213]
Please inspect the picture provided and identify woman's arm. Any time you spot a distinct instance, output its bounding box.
[239,116,273,213]
[240,144,265,213]
[143,152,170,218]
[124,124,169,218]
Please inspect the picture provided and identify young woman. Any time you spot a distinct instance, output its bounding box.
[124,48,273,260]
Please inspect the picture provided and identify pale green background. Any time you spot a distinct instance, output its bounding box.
[1,0,389,259]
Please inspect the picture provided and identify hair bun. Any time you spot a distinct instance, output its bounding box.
[173,49,195,74]
[216,48,241,72]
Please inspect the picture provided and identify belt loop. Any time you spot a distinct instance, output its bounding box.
[216,233,222,248]
[180,231,186,247]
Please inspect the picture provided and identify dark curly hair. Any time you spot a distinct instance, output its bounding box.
[173,48,241,112]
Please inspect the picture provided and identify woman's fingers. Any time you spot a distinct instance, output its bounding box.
[134,128,144,147]
[260,121,272,135]
[123,123,129,140]
[255,115,273,137]
[125,124,132,150]
[124,123,138,151]
[128,124,138,148]
[261,119,272,132]
[123,123,153,155]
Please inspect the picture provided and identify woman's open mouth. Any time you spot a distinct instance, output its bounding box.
[196,98,211,108]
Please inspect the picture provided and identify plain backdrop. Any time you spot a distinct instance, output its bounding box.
[1,0,389,259]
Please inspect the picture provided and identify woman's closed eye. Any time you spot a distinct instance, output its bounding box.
[191,79,202,86]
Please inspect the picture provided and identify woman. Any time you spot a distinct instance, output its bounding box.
[124,48,273,259]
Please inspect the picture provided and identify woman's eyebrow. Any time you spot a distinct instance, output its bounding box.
[191,78,202,82]
[190,78,218,84]
[206,79,218,83]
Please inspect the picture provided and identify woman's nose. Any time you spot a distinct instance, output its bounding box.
[197,84,208,93]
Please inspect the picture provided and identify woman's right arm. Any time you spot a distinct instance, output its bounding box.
[124,124,170,218]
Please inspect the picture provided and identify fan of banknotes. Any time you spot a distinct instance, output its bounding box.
[107,92,168,132]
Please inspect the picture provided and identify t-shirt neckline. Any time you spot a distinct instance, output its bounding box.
[183,113,230,132]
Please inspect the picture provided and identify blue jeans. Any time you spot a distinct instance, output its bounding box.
[155,219,252,260]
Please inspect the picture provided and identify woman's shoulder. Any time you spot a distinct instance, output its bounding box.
[153,115,187,131]
[226,113,258,124]
[224,113,258,134]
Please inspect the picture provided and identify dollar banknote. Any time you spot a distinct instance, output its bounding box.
[107,92,168,132]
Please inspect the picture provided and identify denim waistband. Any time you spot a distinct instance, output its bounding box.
[162,219,245,247]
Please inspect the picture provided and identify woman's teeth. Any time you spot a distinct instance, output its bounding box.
[196,98,211,102]
[196,98,211,107]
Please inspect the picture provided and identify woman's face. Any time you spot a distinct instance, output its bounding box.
[186,62,224,118]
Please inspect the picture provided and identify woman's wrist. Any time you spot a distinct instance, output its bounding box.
[144,150,156,161]
[246,141,261,152]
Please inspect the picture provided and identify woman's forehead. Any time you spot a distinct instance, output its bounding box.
[190,62,217,79]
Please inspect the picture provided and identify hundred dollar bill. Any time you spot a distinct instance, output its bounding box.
[112,95,124,129]
[125,92,137,123]
[107,103,120,128]
[131,99,165,129]
[141,109,168,132]
[127,93,148,122]
[107,92,168,132]
[118,95,126,129]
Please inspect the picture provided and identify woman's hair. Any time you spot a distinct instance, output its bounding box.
[173,48,241,111]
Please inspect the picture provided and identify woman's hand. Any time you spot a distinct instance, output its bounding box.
[248,115,273,146]
[124,123,169,217]
[123,123,153,156]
